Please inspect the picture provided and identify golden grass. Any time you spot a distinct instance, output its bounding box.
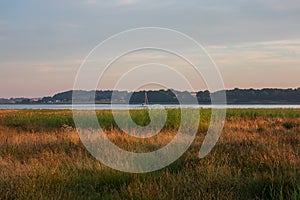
[0,110,299,199]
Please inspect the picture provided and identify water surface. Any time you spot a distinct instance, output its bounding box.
[0,104,299,110]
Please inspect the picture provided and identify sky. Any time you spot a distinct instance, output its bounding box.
[0,0,300,98]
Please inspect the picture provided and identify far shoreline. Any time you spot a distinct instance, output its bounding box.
[1,104,300,110]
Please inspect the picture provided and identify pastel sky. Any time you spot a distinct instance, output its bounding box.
[0,0,300,97]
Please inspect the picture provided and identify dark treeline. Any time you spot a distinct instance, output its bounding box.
[52,88,300,104]
[1,87,299,104]
[221,88,300,104]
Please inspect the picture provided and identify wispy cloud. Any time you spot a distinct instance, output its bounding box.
[207,39,300,60]
[82,0,97,5]
[0,60,79,73]
[115,0,139,6]
[35,66,76,73]
[204,39,300,89]
[207,39,300,76]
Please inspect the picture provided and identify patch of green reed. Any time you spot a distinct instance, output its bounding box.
[226,108,300,118]
[0,110,74,132]
[0,109,198,132]
[0,109,299,134]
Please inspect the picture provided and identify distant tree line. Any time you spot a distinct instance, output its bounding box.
[1,87,300,104]
[50,88,300,104]
[222,88,300,104]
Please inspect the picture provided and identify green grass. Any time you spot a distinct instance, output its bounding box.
[1,108,299,132]
[0,109,299,199]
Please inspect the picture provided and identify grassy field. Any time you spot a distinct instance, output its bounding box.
[0,109,299,199]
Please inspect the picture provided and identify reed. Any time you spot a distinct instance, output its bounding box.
[0,109,299,199]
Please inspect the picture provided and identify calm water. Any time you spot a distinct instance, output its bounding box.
[0,104,299,110]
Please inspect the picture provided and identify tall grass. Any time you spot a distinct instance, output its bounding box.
[0,109,299,199]
[1,109,299,132]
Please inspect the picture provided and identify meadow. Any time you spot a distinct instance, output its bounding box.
[0,109,299,199]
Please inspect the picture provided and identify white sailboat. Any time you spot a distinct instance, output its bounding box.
[142,91,149,107]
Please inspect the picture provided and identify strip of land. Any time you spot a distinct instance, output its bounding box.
[1,87,300,104]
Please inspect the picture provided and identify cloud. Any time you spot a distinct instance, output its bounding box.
[204,38,300,89]
[0,60,79,73]
[206,39,300,74]
[82,0,97,5]
[207,39,300,59]
[116,0,139,6]
[35,66,75,73]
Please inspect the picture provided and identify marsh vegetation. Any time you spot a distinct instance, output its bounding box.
[0,109,299,199]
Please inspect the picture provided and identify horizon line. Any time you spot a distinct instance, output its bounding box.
[2,86,300,99]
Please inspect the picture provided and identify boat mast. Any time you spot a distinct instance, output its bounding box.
[144,91,149,105]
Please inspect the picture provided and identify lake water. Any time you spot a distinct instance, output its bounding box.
[0,104,299,110]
